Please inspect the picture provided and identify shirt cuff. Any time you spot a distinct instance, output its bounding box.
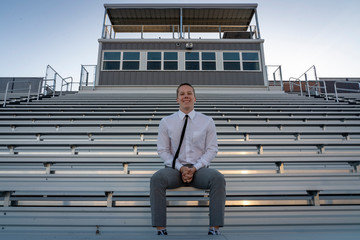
[193,163,203,171]
[175,162,183,171]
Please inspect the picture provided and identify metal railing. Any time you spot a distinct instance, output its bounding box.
[266,65,283,90]
[334,81,360,102]
[60,77,74,95]
[103,24,259,40]
[2,81,32,107]
[80,65,97,89]
[289,77,303,96]
[37,65,74,100]
[289,65,328,100]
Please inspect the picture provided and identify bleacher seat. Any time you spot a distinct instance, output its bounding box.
[1,90,360,239]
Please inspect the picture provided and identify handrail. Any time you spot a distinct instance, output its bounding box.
[289,77,303,96]
[60,77,73,96]
[334,81,360,102]
[3,80,32,107]
[289,65,328,100]
[299,65,328,100]
[266,65,283,90]
[80,65,97,89]
[103,24,259,39]
[37,65,74,100]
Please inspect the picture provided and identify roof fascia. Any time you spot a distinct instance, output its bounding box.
[104,3,258,9]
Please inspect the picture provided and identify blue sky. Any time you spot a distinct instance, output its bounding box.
[0,0,359,84]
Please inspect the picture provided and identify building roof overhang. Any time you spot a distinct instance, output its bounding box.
[104,3,258,31]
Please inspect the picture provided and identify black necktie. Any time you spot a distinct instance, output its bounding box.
[172,115,189,169]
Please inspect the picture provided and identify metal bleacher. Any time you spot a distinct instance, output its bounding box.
[1,89,360,239]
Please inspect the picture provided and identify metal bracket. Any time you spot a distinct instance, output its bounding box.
[275,162,284,174]
[317,145,325,154]
[3,192,12,207]
[244,133,249,141]
[123,163,129,174]
[106,191,114,208]
[349,162,360,173]
[307,190,320,206]
[43,163,53,174]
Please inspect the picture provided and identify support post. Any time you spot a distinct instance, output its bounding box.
[101,8,107,39]
[180,8,183,39]
[254,8,261,39]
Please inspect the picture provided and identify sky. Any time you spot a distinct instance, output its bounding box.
[0,0,359,85]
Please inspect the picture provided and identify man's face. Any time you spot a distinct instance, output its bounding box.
[177,85,196,113]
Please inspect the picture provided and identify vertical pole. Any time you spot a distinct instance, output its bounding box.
[254,8,261,39]
[279,66,284,91]
[180,8,183,39]
[37,78,43,100]
[273,72,276,86]
[26,83,31,103]
[101,7,107,39]
[86,72,89,86]
[3,82,9,107]
[305,73,310,96]
[79,65,83,89]
[59,74,63,96]
[334,82,339,102]
[95,42,103,87]
[260,43,268,87]
[313,65,323,97]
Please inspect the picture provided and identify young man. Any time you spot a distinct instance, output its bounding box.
[150,83,226,235]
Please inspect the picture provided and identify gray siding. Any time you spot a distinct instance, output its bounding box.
[99,41,264,86]
[100,71,263,85]
[101,42,261,51]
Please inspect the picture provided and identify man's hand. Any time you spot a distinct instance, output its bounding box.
[180,166,196,183]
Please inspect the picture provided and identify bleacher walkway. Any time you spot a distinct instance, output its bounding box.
[1,88,360,240]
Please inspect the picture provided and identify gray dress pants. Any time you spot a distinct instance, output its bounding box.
[150,167,226,227]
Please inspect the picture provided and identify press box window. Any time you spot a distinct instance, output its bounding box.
[164,52,178,70]
[202,52,216,70]
[185,52,200,70]
[223,52,241,70]
[147,52,161,70]
[147,52,178,70]
[242,52,260,71]
[103,52,121,70]
[123,52,140,70]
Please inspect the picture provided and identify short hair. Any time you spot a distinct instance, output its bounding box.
[176,83,195,97]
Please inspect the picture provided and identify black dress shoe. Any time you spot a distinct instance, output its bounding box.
[208,227,221,235]
[157,229,168,235]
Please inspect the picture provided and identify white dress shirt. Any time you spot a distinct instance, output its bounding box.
[157,109,218,171]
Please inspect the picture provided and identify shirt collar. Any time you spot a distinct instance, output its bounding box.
[178,109,196,120]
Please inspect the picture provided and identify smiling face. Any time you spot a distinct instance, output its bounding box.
[176,84,196,114]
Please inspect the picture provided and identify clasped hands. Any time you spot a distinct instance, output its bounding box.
[180,166,196,183]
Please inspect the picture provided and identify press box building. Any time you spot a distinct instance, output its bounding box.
[95,3,267,87]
